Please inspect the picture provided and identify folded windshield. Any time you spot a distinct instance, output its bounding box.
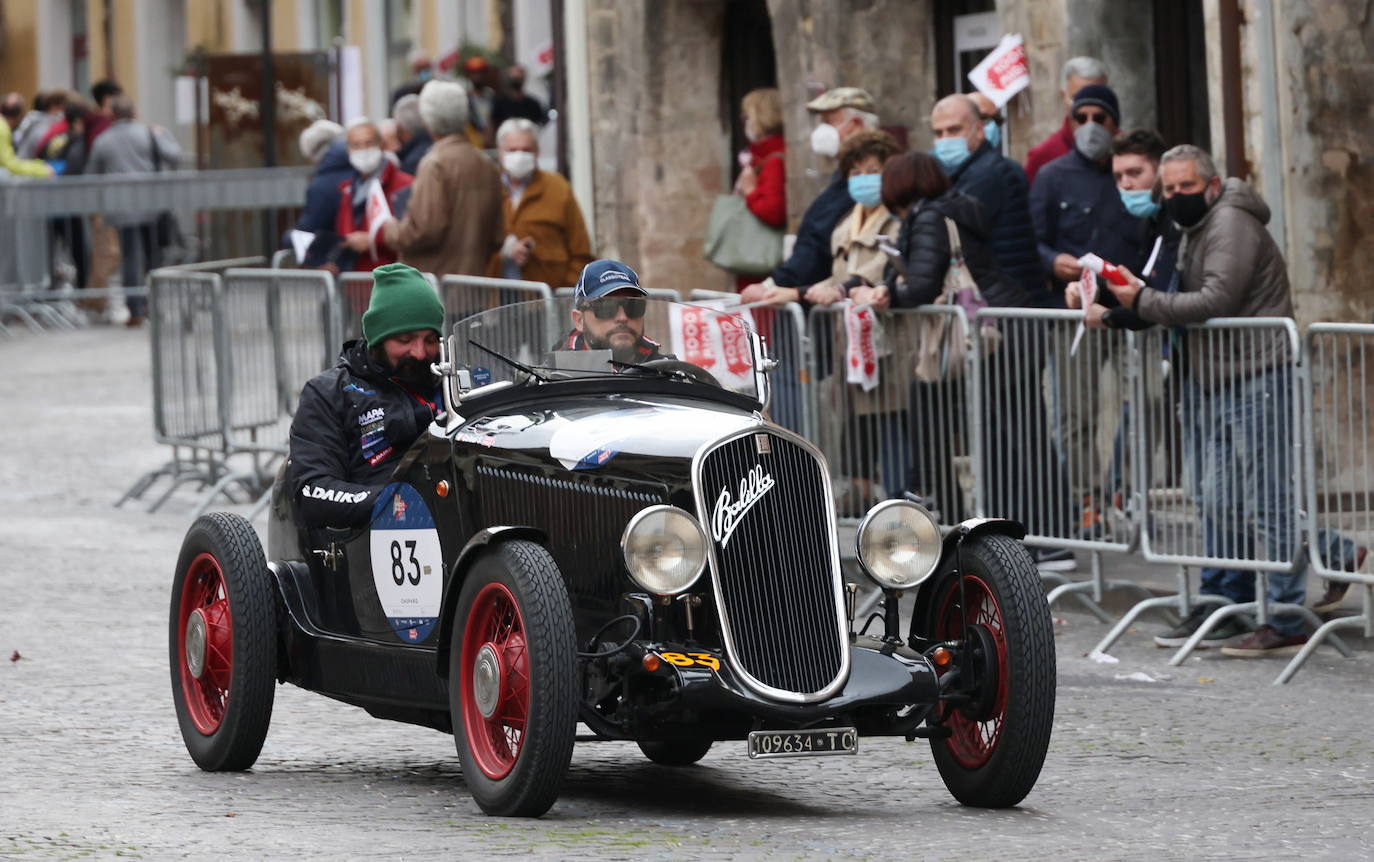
[450,296,763,400]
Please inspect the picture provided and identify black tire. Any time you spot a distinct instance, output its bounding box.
[924,534,1055,808]
[637,738,714,766]
[450,540,577,817]
[169,513,277,772]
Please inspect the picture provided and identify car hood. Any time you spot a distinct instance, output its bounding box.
[446,393,763,472]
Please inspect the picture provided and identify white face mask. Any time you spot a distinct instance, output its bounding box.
[348,147,382,176]
[502,150,537,180]
[810,122,841,158]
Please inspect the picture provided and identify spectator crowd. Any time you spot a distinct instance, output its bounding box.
[3,50,1357,657]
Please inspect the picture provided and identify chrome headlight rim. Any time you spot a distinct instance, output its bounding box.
[620,504,709,596]
[855,499,943,591]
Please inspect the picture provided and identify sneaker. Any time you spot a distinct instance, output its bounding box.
[1034,548,1076,572]
[1312,581,1350,614]
[1152,607,1253,648]
[1220,625,1309,658]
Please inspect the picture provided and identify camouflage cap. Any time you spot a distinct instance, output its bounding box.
[806,87,876,114]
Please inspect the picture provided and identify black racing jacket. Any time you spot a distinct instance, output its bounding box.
[288,339,440,528]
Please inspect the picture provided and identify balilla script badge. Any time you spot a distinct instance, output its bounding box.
[711,465,777,548]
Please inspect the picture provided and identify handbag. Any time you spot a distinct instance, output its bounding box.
[147,127,186,257]
[703,155,785,275]
[913,218,1001,383]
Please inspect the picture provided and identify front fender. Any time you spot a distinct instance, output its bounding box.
[434,526,547,677]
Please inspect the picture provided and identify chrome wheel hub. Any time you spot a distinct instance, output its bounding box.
[472,644,501,719]
[185,609,208,680]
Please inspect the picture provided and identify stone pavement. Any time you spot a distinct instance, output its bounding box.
[2,326,1372,860]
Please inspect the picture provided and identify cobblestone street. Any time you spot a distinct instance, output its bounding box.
[2,327,1373,861]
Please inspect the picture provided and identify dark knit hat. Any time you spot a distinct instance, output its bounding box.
[1071,84,1120,125]
[362,263,445,344]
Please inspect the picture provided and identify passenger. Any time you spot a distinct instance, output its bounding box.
[288,264,445,528]
[558,259,665,365]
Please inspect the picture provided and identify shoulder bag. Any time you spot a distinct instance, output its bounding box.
[913,217,1001,382]
[703,153,785,276]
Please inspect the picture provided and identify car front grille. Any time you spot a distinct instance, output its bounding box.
[694,428,848,702]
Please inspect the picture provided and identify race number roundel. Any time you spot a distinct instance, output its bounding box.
[369,483,443,642]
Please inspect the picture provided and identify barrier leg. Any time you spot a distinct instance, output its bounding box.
[1091,595,1186,656]
[1043,577,1115,623]
[247,487,273,521]
[1274,615,1363,684]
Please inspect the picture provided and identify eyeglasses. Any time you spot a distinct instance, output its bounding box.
[1073,110,1111,125]
[580,297,647,320]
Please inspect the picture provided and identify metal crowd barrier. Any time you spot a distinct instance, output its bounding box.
[443,275,555,359]
[1276,324,1374,682]
[0,168,309,334]
[119,265,339,516]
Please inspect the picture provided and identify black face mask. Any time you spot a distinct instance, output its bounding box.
[1165,190,1211,228]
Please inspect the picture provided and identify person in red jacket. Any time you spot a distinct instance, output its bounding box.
[334,119,414,273]
[731,87,786,290]
[1024,56,1107,186]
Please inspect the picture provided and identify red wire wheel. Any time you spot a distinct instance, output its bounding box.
[449,540,576,817]
[933,574,1009,769]
[460,582,530,780]
[177,553,236,735]
[169,513,276,772]
[923,533,1055,808]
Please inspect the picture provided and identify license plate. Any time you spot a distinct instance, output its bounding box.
[747,727,858,760]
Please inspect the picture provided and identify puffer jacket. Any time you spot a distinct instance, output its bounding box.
[944,141,1049,306]
[288,340,441,528]
[294,142,353,267]
[1135,178,1292,384]
[886,190,1030,309]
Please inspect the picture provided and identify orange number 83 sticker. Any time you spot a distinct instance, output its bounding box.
[658,651,720,671]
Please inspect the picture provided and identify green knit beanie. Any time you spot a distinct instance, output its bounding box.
[362,264,445,345]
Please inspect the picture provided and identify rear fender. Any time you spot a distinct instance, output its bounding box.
[434,526,548,677]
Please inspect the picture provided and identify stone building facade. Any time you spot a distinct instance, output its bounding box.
[574,0,1372,321]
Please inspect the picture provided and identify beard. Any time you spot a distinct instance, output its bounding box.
[386,354,437,392]
[584,326,639,360]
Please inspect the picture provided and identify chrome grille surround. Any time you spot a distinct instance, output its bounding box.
[692,424,850,703]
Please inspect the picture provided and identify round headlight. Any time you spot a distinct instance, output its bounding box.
[621,505,708,595]
[856,500,943,590]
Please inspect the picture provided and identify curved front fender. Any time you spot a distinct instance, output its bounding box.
[434,526,547,677]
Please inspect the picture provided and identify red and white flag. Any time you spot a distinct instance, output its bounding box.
[668,300,757,391]
[845,304,880,392]
[365,178,391,260]
[967,34,1030,109]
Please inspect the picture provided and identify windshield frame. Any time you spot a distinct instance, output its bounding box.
[440,297,772,416]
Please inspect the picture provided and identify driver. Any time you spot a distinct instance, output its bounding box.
[289,263,445,528]
[559,259,667,364]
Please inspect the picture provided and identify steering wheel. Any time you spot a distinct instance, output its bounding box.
[640,358,723,389]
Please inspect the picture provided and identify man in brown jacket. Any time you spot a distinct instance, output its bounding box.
[1107,144,1362,657]
[487,117,592,288]
[382,79,503,277]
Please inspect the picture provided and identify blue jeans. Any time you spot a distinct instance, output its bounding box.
[1186,368,1358,635]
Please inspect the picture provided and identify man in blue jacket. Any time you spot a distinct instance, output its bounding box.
[1029,84,1152,538]
[740,87,877,304]
[929,94,1049,307]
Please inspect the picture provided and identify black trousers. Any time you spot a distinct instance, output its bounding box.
[117,223,160,317]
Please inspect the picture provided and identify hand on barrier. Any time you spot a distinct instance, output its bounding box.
[739,282,769,303]
[849,284,890,312]
[804,281,845,307]
[1065,280,1083,309]
[344,231,371,253]
[1085,303,1109,330]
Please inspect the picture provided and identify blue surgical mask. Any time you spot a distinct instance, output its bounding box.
[1119,188,1160,218]
[847,173,883,208]
[984,119,1001,149]
[933,136,971,172]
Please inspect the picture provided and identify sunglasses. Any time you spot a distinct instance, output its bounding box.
[580,297,647,320]
[1073,110,1111,125]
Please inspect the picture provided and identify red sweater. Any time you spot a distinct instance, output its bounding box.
[744,133,786,228]
[1024,115,1074,187]
[336,161,414,272]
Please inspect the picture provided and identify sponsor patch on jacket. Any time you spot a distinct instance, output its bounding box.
[358,408,385,426]
[368,445,395,466]
[344,383,376,396]
[302,485,371,504]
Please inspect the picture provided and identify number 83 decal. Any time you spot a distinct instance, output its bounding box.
[658,651,721,671]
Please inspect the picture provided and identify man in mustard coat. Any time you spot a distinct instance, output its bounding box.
[487,118,592,289]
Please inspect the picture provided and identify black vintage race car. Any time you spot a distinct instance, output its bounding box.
[170,296,1055,817]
